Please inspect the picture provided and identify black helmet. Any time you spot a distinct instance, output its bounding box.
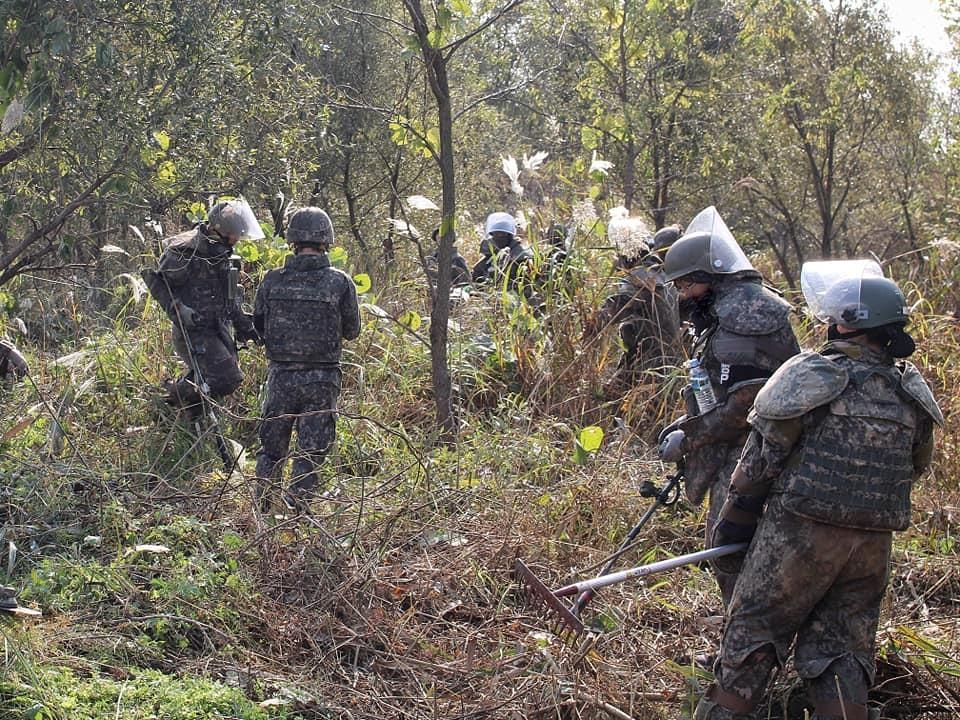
[662,206,753,281]
[651,224,682,255]
[287,207,335,249]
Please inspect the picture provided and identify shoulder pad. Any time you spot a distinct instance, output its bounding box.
[714,281,793,336]
[899,361,944,426]
[754,351,848,420]
[163,229,199,250]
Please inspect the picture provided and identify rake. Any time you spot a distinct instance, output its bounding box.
[515,543,748,637]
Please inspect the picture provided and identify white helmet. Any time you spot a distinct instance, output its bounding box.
[485,212,516,236]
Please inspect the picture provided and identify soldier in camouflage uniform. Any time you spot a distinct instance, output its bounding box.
[695,265,942,720]
[587,222,684,384]
[658,207,799,606]
[0,339,28,380]
[253,207,361,512]
[142,198,263,409]
[471,212,535,296]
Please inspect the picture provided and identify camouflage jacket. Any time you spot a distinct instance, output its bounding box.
[144,227,254,338]
[254,252,361,367]
[679,275,800,504]
[737,341,941,530]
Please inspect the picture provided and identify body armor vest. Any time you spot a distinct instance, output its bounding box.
[261,260,349,365]
[774,357,918,530]
[157,231,236,324]
[691,279,798,405]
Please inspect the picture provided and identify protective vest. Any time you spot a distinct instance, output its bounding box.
[693,278,798,403]
[771,351,927,530]
[260,255,353,365]
[151,229,237,323]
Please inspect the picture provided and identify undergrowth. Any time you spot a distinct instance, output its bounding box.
[0,238,957,719]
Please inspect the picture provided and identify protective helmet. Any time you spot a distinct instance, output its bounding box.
[651,224,682,254]
[800,259,883,321]
[287,207,335,249]
[815,273,909,329]
[485,212,516,236]
[662,206,753,282]
[207,196,265,241]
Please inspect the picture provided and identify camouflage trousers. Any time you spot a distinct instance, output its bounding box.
[695,494,888,720]
[255,365,341,504]
[171,325,243,403]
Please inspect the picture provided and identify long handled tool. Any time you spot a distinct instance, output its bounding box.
[515,543,748,637]
[571,467,682,616]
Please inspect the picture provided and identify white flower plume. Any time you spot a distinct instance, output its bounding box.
[387,218,421,240]
[522,151,548,172]
[589,150,614,176]
[501,155,523,196]
[406,195,439,211]
[607,206,652,259]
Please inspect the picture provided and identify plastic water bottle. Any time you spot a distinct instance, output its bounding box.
[687,358,717,414]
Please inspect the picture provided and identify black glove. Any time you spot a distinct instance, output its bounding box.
[172,301,203,329]
[713,493,765,548]
[235,325,263,345]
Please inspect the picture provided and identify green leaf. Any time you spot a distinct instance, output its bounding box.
[152,130,171,151]
[578,425,604,452]
[353,273,372,294]
[156,160,177,184]
[235,241,260,263]
[424,127,440,157]
[328,246,348,266]
[398,310,421,331]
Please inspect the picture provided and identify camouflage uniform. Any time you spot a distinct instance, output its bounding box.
[594,256,683,379]
[253,252,361,507]
[697,341,940,720]
[426,247,470,287]
[678,274,799,604]
[143,227,257,405]
[0,339,28,380]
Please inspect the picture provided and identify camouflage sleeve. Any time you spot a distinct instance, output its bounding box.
[253,281,267,336]
[732,420,800,496]
[682,383,761,451]
[912,413,935,477]
[156,247,192,288]
[341,281,361,341]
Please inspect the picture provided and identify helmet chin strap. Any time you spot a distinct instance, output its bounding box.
[827,325,865,341]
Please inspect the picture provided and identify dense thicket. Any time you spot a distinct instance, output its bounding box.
[0,1,958,718]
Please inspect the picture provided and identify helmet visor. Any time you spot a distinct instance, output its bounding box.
[683,206,753,275]
[231,196,265,241]
[800,259,883,323]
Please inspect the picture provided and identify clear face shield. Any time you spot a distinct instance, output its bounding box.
[800,259,883,324]
[230,195,265,241]
[684,205,753,274]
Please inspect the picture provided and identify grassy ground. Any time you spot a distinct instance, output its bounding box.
[0,245,957,719]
